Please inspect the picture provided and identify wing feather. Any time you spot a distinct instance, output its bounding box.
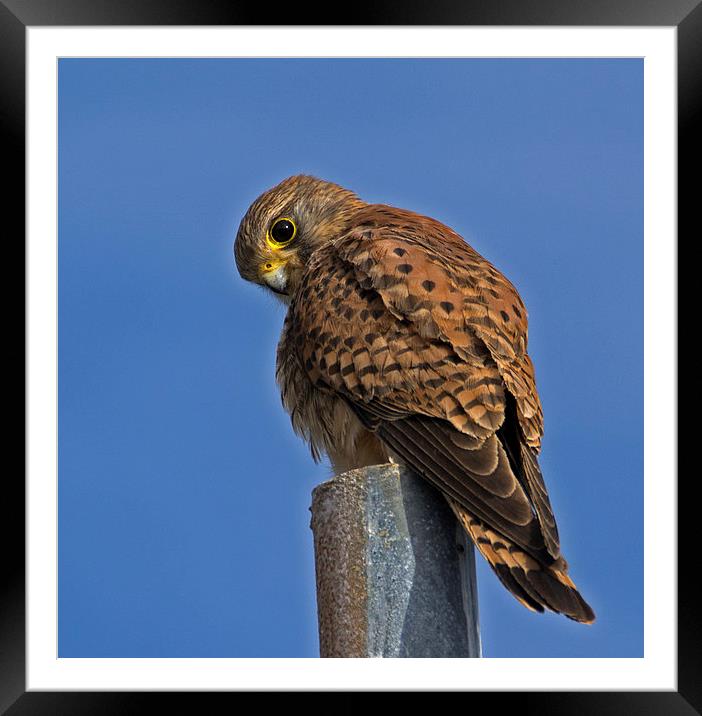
[291,208,560,562]
[281,203,595,617]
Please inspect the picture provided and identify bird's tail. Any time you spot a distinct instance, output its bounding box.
[448,498,595,624]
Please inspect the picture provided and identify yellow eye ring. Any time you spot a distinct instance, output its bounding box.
[266,217,297,249]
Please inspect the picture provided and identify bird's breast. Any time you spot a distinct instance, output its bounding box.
[275,321,387,472]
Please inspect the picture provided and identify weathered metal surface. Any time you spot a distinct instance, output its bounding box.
[309,471,368,658]
[310,463,481,658]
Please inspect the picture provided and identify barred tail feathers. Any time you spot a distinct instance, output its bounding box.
[448,498,595,624]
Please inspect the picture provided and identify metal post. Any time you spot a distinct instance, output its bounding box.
[310,463,481,658]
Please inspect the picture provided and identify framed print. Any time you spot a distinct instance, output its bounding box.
[4,0,694,710]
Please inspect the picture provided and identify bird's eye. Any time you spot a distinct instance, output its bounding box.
[268,217,297,248]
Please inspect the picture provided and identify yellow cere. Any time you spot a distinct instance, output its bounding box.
[260,257,285,274]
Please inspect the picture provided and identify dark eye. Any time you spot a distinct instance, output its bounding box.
[269,217,297,246]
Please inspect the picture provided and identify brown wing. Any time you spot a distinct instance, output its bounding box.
[338,206,558,556]
[336,206,544,447]
[287,206,594,621]
[290,207,554,553]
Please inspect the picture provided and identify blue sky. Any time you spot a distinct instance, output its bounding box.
[58,58,643,658]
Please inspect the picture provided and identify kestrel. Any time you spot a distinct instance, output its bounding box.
[234,175,595,623]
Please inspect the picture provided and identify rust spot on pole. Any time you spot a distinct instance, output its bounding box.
[310,474,369,657]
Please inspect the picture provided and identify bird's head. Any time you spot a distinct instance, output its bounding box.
[234,175,365,300]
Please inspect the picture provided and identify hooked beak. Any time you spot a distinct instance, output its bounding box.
[260,262,288,297]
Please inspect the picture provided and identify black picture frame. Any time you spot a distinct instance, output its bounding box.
[3,0,693,711]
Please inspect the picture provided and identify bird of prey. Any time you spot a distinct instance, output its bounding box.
[234,175,595,623]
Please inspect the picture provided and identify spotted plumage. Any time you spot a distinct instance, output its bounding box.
[234,175,595,623]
